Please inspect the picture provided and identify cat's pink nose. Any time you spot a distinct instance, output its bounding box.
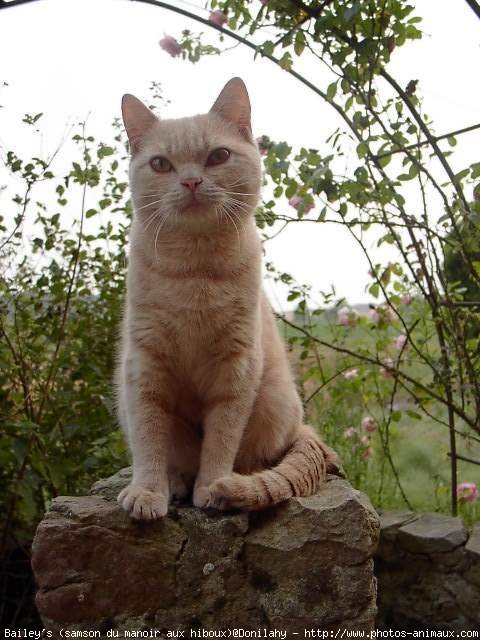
[181,177,203,192]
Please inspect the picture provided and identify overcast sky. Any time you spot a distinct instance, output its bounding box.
[0,0,479,307]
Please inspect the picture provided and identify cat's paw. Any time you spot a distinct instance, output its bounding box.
[192,485,212,509]
[117,484,168,520]
[193,481,232,511]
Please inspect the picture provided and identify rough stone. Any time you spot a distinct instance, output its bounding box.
[397,512,468,554]
[32,472,379,636]
[378,510,417,542]
[466,523,480,558]
[376,510,418,562]
[376,512,480,631]
[91,466,132,502]
[465,523,480,588]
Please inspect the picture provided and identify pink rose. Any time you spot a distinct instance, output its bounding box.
[343,427,356,439]
[457,481,479,503]
[367,308,380,324]
[402,293,413,305]
[361,416,377,433]
[159,35,182,58]
[385,306,397,321]
[260,0,269,5]
[289,194,314,213]
[381,358,395,379]
[362,446,374,459]
[208,10,228,27]
[343,368,358,380]
[337,306,357,328]
[394,334,408,351]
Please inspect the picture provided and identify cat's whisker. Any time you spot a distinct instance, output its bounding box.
[214,205,221,228]
[142,205,160,225]
[222,197,245,215]
[225,199,251,211]
[153,211,172,260]
[224,193,251,204]
[136,197,167,212]
[228,178,251,188]
[223,190,257,197]
[223,197,252,214]
[219,201,244,249]
[219,204,241,250]
[143,209,163,234]
[137,191,167,199]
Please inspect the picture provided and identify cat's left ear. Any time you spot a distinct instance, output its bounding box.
[122,94,158,153]
[210,78,252,141]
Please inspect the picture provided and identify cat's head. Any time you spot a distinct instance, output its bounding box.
[122,78,262,233]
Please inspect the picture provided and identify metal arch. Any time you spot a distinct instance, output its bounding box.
[0,0,219,31]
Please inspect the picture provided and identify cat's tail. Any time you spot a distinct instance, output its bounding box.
[207,425,342,510]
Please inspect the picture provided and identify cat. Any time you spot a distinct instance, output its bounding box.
[116,77,339,520]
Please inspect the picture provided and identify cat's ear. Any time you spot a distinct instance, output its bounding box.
[210,78,252,140]
[121,94,158,153]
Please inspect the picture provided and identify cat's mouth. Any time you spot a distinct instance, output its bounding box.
[181,193,208,212]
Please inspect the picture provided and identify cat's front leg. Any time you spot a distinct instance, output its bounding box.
[193,391,256,510]
[117,368,173,520]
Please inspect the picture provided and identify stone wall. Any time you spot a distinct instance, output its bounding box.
[375,510,480,630]
[31,470,380,637]
[30,468,480,634]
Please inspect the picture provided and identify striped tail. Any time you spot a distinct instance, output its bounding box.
[206,425,342,511]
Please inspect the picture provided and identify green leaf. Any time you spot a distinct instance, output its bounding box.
[97,145,115,159]
[278,52,293,71]
[260,40,274,57]
[369,283,380,298]
[356,142,368,159]
[378,153,391,168]
[326,82,337,101]
[294,31,306,56]
[454,168,469,183]
[471,162,480,179]
[406,410,422,420]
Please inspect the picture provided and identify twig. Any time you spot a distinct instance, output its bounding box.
[448,452,480,467]
[375,122,480,159]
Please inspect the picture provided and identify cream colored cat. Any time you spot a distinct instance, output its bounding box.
[116,77,338,520]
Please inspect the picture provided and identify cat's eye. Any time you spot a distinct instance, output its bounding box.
[150,156,173,173]
[206,148,230,167]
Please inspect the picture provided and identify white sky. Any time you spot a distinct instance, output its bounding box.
[0,0,479,306]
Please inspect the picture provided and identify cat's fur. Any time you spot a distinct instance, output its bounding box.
[116,77,338,520]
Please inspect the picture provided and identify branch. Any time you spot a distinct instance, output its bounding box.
[464,0,480,20]
[375,122,480,159]
[448,452,480,467]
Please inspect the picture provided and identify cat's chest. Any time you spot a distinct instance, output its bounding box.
[128,252,258,371]
[132,278,248,354]
[160,273,237,311]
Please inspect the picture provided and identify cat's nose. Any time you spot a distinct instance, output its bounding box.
[181,177,203,192]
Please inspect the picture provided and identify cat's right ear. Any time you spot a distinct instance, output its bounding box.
[210,78,252,142]
[121,94,158,153]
